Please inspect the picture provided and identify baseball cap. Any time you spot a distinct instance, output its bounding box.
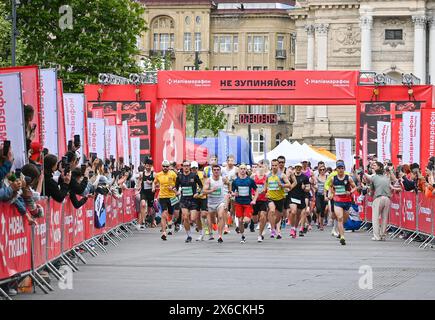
[294,163,303,168]
[336,160,345,168]
[191,161,199,168]
[29,142,42,162]
[162,160,170,167]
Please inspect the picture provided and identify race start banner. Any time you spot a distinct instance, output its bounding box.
[402,112,421,164]
[0,72,27,169]
[40,69,59,156]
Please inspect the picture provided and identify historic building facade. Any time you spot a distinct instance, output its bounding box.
[139,0,435,156]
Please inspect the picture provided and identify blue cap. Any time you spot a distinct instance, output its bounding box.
[336,161,345,168]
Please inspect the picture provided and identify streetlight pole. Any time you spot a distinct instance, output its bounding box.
[194,51,201,138]
[11,0,18,66]
[248,105,252,165]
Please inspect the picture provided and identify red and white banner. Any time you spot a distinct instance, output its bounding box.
[389,192,401,228]
[122,189,136,223]
[40,69,59,156]
[421,109,435,171]
[402,112,421,164]
[0,66,42,145]
[157,70,359,101]
[47,199,62,261]
[391,118,403,166]
[122,120,130,164]
[84,200,94,240]
[334,138,352,170]
[87,118,105,160]
[130,137,141,173]
[417,194,433,235]
[64,93,85,157]
[57,80,67,156]
[105,125,117,160]
[0,203,32,280]
[0,73,27,169]
[73,203,85,246]
[376,121,391,163]
[32,200,48,269]
[105,195,114,229]
[63,199,75,251]
[402,191,417,231]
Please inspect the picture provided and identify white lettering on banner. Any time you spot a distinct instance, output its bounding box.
[65,214,74,234]
[391,203,400,210]
[40,80,46,143]
[367,201,372,207]
[0,80,6,141]
[305,78,350,87]
[420,207,431,215]
[8,237,28,258]
[409,116,415,163]
[430,112,435,157]
[86,210,93,218]
[8,216,24,235]
[399,122,403,163]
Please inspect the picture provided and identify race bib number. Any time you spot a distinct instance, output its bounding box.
[170,196,180,206]
[291,198,301,205]
[335,185,346,195]
[211,188,222,196]
[182,186,193,197]
[238,186,250,197]
[256,185,264,193]
[269,181,279,191]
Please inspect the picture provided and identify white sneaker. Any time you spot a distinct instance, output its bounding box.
[8,288,17,296]
[331,230,339,238]
[136,224,141,231]
[266,223,271,230]
[256,224,260,230]
[257,236,263,243]
[196,234,204,241]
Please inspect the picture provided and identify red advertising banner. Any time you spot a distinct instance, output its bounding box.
[105,195,114,229]
[0,66,42,144]
[57,79,67,157]
[0,203,32,280]
[63,199,75,251]
[151,99,186,171]
[48,199,62,261]
[402,191,417,231]
[389,192,401,228]
[111,196,121,228]
[364,195,373,223]
[33,200,48,269]
[421,109,435,171]
[84,199,95,240]
[157,70,359,101]
[73,202,85,246]
[122,189,135,223]
[417,194,433,235]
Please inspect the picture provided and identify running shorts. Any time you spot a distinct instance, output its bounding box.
[268,199,285,213]
[196,198,208,211]
[208,202,226,213]
[334,201,351,211]
[234,203,253,219]
[290,196,306,210]
[253,201,268,215]
[140,190,155,207]
[158,198,174,215]
[180,199,198,211]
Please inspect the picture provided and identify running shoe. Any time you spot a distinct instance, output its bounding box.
[320,226,324,231]
[261,235,265,240]
[161,234,167,241]
[185,236,192,243]
[224,225,230,235]
[317,223,320,229]
[244,222,249,229]
[135,224,141,231]
[303,226,308,233]
[209,235,215,241]
[276,233,282,239]
[270,230,276,238]
[174,224,180,233]
[240,235,246,243]
[250,224,255,232]
[340,236,346,245]
[168,231,173,236]
[196,234,204,241]
[218,237,223,243]
[257,235,263,243]
[290,229,296,239]
[235,227,240,234]
[331,230,339,238]
[308,225,312,231]
[299,230,305,237]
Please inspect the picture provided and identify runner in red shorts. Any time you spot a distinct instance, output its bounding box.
[231,163,258,243]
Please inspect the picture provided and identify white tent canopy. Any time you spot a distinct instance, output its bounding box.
[254,139,336,168]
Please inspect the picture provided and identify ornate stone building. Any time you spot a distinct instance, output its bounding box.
[139,0,435,156]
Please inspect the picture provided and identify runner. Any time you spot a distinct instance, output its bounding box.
[312,164,328,231]
[231,163,258,243]
[253,162,269,242]
[168,162,181,234]
[265,159,293,239]
[328,160,357,245]
[300,160,312,233]
[288,163,310,238]
[191,161,209,240]
[175,160,203,243]
[222,155,238,233]
[152,160,178,241]
[137,158,155,230]
[202,164,230,243]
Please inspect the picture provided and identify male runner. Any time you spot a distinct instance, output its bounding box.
[191,161,208,240]
[203,164,229,243]
[153,160,178,241]
[231,163,258,243]
[265,159,293,239]
[328,160,357,245]
[288,163,310,238]
[175,160,203,243]
[222,155,238,233]
[137,158,155,229]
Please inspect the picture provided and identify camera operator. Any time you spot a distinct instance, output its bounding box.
[69,168,90,209]
[42,154,71,202]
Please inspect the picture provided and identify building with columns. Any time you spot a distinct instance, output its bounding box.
[139,0,435,157]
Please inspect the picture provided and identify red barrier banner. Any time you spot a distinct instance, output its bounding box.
[157,71,358,101]
[63,199,75,251]
[0,203,32,280]
[111,196,121,228]
[117,196,124,226]
[122,189,135,223]
[364,195,373,223]
[33,200,48,269]
[73,203,85,247]
[84,199,94,240]
[417,194,433,235]
[48,199,62,261]
[105,195,114,229]
[389,193,401,228]
[402,191,417,231]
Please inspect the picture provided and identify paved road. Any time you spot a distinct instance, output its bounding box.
[15,226,435,300]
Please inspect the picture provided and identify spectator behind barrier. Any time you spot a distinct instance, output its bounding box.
[69,168,89,209]
[21,163,44,218]
[43,153,70,202]
[0,146,18,202]
[24,104,36,154]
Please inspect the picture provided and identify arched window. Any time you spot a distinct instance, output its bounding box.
[151,16,175,51]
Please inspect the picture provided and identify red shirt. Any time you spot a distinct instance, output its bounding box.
[254,175,267,202]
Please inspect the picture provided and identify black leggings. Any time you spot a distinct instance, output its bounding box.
[316,193,327,218]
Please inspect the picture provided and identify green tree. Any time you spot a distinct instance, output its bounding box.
[12,0,146,92]
[0,0,25,67]
[186,105,227,137]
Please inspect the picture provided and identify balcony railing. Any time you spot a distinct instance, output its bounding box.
[275,49,287,59]
[149,48,175,59]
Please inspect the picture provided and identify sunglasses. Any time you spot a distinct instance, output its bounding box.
[278,161,285,164]
[162,166,169,168]
[319,169,325,171]
[183,164,190,167]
